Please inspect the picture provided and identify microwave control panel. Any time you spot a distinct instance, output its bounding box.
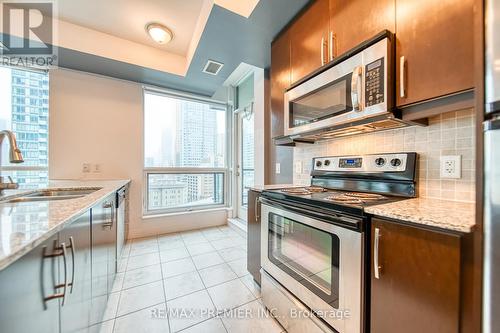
[365,58,385,107]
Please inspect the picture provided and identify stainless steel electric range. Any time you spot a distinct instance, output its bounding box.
[260,152,417,333]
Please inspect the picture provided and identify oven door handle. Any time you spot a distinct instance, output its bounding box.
[351,66,363,112]
[374,227,381,279]
[260,197,361,230]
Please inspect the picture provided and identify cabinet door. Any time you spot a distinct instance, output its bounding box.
[329,0,395,57]
[59,211,92,333]
[0,234,60,333]
[271,31,291,139]
[104,198,117,296]
[395,0,473,107]
[370,219,460,333]
[290,0,330,84]
[247,190,261,284]
[90,196,115,326]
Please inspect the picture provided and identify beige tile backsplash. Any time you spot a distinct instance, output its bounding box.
[293,109,476,202]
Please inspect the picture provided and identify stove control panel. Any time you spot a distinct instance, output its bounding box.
[313,153,409,172]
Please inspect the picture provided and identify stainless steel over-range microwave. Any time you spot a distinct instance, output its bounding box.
[284,35,394,137]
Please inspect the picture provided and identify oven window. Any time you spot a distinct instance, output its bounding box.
[289,73,352,128]
[268,212,340,308]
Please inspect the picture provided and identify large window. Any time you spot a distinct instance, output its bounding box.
[144,90,227,214]
[0,66,49,189]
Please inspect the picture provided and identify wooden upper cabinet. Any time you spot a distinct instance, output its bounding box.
[396,0,474,107]
[329,0,395,58]
[290,0,330,84]
[370,219,461,333]
[270,31,291,138]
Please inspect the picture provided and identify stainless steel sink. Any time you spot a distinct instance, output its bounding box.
[4,195,87,203]
[25,188,100,197]
[0,187,102,204]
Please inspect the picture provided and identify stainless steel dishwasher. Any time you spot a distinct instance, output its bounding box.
[116,186,127,257]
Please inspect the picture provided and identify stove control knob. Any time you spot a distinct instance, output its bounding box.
[390,158,402,167]
[316,160,323,168]
[324,159,331,166]
[375,158,386,167]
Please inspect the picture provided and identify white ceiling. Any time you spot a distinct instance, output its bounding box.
[54,0,206,56]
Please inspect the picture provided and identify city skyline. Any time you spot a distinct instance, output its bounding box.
[145,94,226,211]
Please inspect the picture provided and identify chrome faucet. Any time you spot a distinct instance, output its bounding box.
[0,130,24,194]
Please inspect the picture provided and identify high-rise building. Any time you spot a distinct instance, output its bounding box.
[175,100,218,202]
[0,67,49,189]
[145,96,224,211]
[11,69,49,187]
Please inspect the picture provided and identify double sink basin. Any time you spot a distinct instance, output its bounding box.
[1,188,101,204]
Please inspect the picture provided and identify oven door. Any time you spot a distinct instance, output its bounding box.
[261,201,364,333]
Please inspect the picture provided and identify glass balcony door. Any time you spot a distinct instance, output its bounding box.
[236,106,254,222]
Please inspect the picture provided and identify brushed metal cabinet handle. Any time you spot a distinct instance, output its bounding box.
[400,56,406,98]
[68,237,75,293]
[329,31,335,61]
[321,37,325,65]
[43,242,68,305]
[351,66,363,112]
[254,196,260,223]
[60,243,68,305]
[374,228,381,279]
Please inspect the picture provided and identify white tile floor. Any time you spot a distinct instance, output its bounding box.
[94,225,284,333]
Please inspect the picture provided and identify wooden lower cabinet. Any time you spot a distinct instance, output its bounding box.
[370,218,461,333]
[247,190,261,285]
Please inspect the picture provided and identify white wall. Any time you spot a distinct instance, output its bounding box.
[253,68,266,186]
[49,69,227,239]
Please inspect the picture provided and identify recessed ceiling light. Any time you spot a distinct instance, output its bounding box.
[145,23,173,44]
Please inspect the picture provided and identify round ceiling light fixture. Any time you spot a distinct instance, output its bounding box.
[145,23,173,44]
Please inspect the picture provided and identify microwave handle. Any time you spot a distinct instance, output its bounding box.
[351,66,363,111]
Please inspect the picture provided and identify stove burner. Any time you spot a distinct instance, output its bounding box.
[281,186,327,195]
[324,196,363,205]
[324,192,388,205]
[343,192,387,200]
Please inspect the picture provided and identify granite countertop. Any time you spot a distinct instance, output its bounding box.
[0,179,130,271]
[365,198,476,233]
[248,184,297,192]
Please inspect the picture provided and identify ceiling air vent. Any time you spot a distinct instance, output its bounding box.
[203,60,224,75]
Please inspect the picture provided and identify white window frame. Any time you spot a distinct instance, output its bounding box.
[142,87,231,216]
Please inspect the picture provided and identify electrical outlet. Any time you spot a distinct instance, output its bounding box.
[82,163,90,173]
[295,161,303,174]
[275,163,281,174]
[440,155,461,179]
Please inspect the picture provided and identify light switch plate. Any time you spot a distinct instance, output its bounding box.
[275,163,281,174]
[440,155,461,179]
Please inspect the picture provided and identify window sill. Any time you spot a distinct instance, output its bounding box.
[142,206,230,220]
